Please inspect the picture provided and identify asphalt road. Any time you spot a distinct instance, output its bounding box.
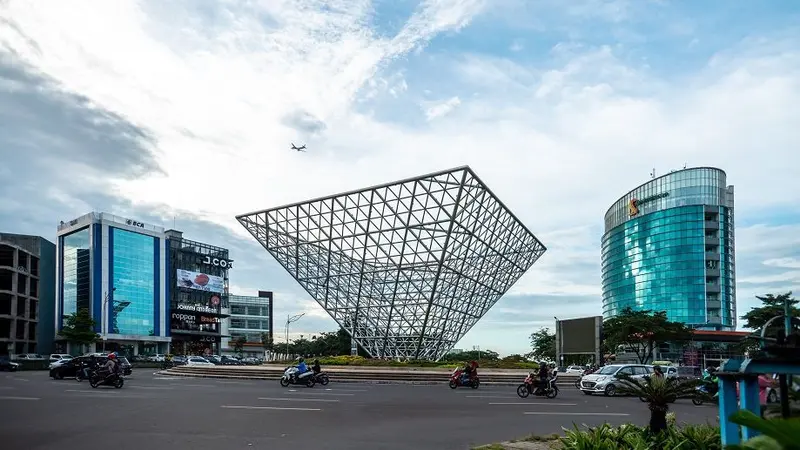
[0,371,720,450]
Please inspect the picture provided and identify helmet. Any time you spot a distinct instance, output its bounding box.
[298,357,305,363]
[108,353,116,359]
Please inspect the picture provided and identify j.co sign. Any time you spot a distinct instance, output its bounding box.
[202,255,233,269]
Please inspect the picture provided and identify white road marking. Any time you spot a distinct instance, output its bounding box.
[0,396,40,401]
[221,405,321,411]
[323,388,368,392]
[128,386,174,390]
[258,397,340,403]
[286,392,354,396]
[0,386,15,390]
[217,381,252,385]
[524,412,630,416]
[174,384,216,388]
[489,402,577,406]
[466,395,523,399]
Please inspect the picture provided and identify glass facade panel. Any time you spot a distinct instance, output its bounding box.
[601,168,735,330]
[62,228,91,317]
[111,228,155,336]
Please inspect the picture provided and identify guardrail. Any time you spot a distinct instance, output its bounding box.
[159,365,581,385]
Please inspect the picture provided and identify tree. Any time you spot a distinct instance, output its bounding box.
[60,308,99,352]
[527,328,556,363]
[618,374,699,434]
[603,307,692,364]
[740,292,799,336]
[233,336,246,356]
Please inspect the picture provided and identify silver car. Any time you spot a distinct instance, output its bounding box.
[579,364,653,396]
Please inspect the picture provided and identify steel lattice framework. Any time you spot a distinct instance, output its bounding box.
[236,166,547,360]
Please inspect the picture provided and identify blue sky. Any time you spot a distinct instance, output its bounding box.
[1,0,799,355]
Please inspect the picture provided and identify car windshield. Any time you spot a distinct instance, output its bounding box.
[596,366,620,375]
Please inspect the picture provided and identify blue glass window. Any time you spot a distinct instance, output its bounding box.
[111,228,155,336]
[62,228,91,318]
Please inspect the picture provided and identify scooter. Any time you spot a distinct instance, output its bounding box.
[692,381,720,406]
[518,373,559,399]
[89,372,124,389]
[449,367,480,389]
[280,366,316,388]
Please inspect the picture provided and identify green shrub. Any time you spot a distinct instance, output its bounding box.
[559,422,721,450]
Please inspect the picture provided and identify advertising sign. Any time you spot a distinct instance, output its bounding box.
[176,269,224,294]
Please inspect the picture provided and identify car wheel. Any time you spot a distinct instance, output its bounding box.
[604,384,616,397]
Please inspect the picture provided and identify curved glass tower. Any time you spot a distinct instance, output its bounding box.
[601,167,736,331]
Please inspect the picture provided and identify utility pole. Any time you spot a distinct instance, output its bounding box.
[101,287,116,352]
[285,312,305,360]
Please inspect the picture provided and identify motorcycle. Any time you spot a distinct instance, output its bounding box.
[313,371,330,386]
[518,373,559,399]
[89,372,124,389]
[692,380,720,406]
[280,367,316,388]
[449,367,480,389]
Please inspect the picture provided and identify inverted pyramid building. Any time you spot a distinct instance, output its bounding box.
[236,166,547,360]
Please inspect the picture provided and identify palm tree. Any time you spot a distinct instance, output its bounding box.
[617,374,700,434]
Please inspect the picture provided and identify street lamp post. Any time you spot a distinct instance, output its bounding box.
[554,316,563,366]
[285,312,305,359]
[102,287,116,352]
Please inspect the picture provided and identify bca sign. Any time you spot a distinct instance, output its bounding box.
[203,255,233,269]
[125,219,145,228]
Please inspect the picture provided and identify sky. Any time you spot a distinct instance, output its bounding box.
[1,0,799,356]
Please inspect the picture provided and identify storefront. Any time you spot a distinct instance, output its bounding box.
[170,300,228,355]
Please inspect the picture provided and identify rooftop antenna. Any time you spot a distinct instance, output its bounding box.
[650,168,656,179]
[683,163,687,169]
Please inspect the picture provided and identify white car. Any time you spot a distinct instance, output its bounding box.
[565,365,586,375]
[186,356,215,366]
[579,364,653,396]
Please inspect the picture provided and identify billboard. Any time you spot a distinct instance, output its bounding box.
[555,316,602,363]
[176,269,224,294]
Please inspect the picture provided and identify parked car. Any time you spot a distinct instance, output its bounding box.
[186,356,215,366]
[564,365,587,375]
[49,354,73,364]
[579,364,653,396]
[13,353,46,360]
[0,356,20,372]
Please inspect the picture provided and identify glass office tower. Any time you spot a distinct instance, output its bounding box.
[601,167,736,331]
[56,212,170,355]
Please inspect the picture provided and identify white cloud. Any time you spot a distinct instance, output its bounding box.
[423,96,461,120]
[2,1,799,355]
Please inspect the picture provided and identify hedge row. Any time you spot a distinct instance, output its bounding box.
[279,355,540,369]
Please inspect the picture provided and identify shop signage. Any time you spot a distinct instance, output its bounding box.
[125,219,145,228]
[176,304,216,314]
[199,336,217,343]
[628,192,670,217]
[171,313,196,322]
[200,316,220,324]
[202,255,233,269]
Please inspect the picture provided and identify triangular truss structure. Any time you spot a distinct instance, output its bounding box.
[237,166,547,360]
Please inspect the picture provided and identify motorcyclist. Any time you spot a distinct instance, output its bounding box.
[293,357,309,381]
[461,361,477,383]
[98,353,120,380]
[537,362,549,393]
[311,358,321,374]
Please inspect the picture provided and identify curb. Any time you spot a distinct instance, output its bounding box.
[153,370,530,385]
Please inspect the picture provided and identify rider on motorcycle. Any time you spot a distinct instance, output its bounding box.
[460,361,478,383]
[311,358,321,374]
[97,353,120,380]
[537,362,549,393]
[294,357,309,381]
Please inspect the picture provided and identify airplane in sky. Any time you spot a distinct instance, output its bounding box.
[291,143,306,152]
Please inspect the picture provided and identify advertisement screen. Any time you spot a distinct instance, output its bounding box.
[176,269,224,294]
[561,316,601,354]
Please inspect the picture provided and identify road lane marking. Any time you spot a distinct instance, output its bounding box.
[0,396,40,401]
[0,386,15,390]
[258,397,340,402]
[490,402,577,406]
[221,405,321,411]
[323,388,368,392]
[466,395,523,399]
[524,412,630,416]
[217,381,252,385]
[128,386,174,390]
[173,384,216,388]
[286,392,354,396]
